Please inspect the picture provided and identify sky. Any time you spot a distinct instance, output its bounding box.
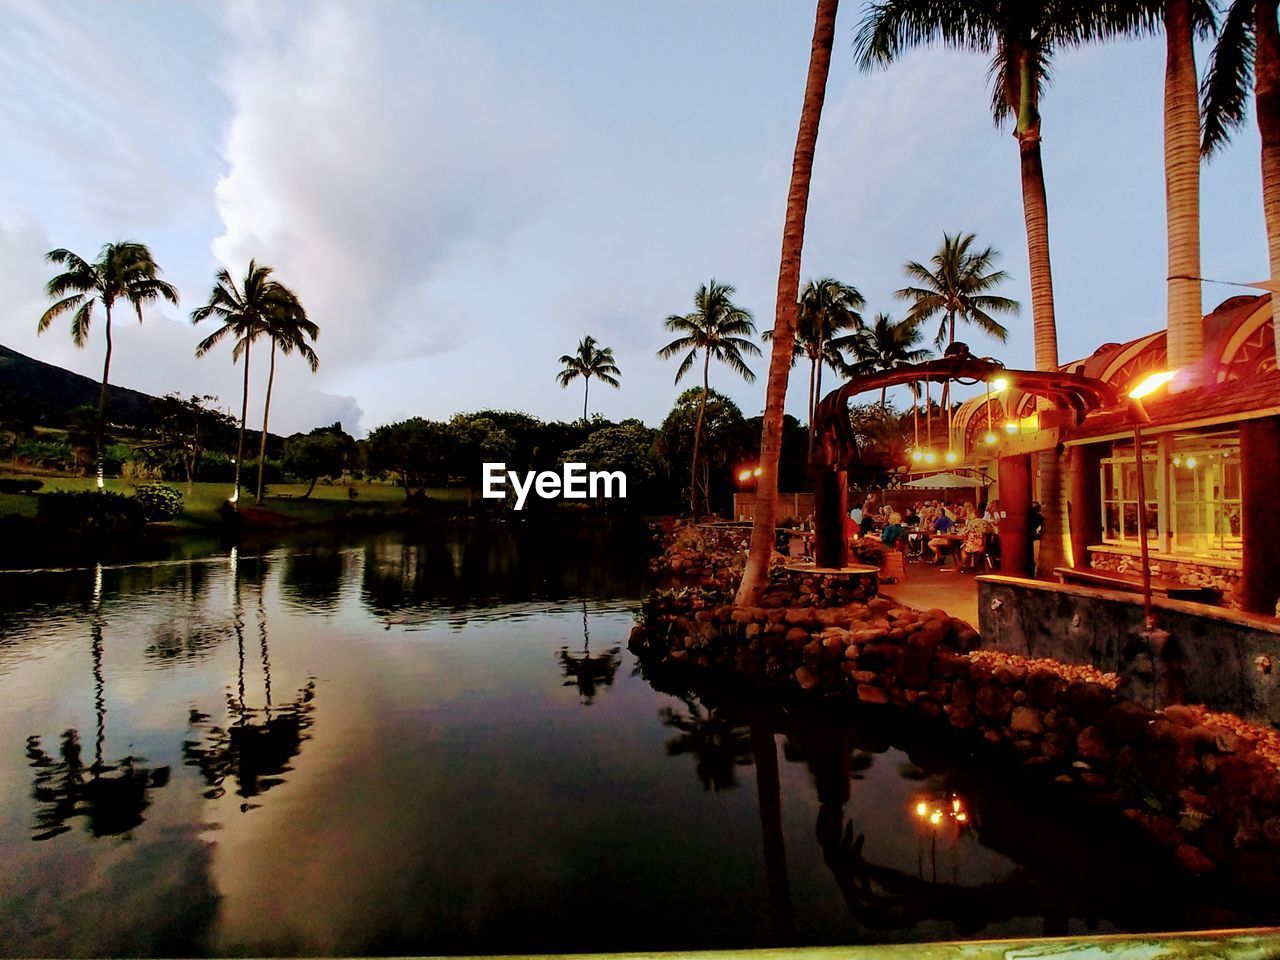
[0,0,1268,437]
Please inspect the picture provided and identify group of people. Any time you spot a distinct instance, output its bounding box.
[850,494,1008,572]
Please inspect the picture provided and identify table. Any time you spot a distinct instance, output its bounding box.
[928,533,966,572]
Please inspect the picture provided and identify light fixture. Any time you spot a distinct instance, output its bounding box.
[1172,455,1182,467]
[1186,456,1198,469]
[911,448,924,462]
[944,450,958,464]
[753,466,762,477]
[738,469,752,483]
[991,376,1009,393]
[924,451,938,465]
[984,432,998,445]
[1004,421,1018,434]
[1129,369,1179,400]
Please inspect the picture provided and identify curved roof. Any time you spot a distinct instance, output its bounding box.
[952,294,1276,453]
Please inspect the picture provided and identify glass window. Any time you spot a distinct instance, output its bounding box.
[1100,445,1158,546]
[1169,436,1241,558]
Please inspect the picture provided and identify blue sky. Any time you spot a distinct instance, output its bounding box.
[0,1,1267,436]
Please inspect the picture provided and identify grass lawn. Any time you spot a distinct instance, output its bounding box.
[0,473,472,532]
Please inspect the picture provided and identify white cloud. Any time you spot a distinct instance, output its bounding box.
[210,1,563,372]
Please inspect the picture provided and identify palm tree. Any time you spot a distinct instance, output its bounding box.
[1202,0,1280,369]
[253,288,319,504]
[896,232,1019,350]
[38,242,178,488]
[850,313,931,409]
[556,335,621,424]
[766,278,865,456]
[657,280,759,518]
[737,0,839,606]
[191,261,293,507]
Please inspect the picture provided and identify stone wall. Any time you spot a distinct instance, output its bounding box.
[630,591,1280,890]
[1088,548,1244,609]
[977,575,1280,725]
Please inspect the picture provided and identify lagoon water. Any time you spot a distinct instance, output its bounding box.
[0,522,1266,956]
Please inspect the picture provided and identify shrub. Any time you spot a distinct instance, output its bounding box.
[13,439,75,471]
[36,491,145,533]
[0,478,43,494]
[132,483,185,521]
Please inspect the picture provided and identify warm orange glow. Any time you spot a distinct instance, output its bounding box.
[737,469,752,483]
[928,810,943,826]
[991,376,1009,393]
[923,451,938,465]
[914,802,928,818]
[753,467,762,477]
[944,450,958,464]
[1004,421,1018,434]
[984,432,997,445]
[1129,369,1178,400]
[911,448,924,462]
[1185,456,1198,469]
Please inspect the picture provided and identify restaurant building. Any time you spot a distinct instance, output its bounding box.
[951,294,1280,616]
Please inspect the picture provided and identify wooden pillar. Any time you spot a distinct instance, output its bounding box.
[813,467,848,569]
[999,454,1034,578]
[1067,443,1103,570]
[1241,416,1280,615]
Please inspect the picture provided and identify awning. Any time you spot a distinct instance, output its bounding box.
[900,471,984,489]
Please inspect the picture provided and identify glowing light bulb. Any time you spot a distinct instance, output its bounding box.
[1172,456,1181,467]
[915,802,928,818]
[944,450,958,464]
[955,812,968,823]
[738,470,752,482]
[991,376,1009,392]
[924,451,938,465]
[929,810,943,826]
[984,432,997,445]
[1129,369,1179,400]
[753,467,762,477]
[911,448,924,462]
[1004,421,1018,434]
[1185,456,1197,469]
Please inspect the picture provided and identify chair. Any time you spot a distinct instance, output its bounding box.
[880,549,907,584]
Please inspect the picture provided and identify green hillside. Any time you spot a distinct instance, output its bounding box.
[0,343,162,429]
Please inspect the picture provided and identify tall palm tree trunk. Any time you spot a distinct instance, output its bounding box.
[690,352,711,518]
[255,341,277,505]
[583,377,590,425]
[1257,0,1280,370]
[1014,50,1067,574]
[94,303,114,490]
[806,358,817,457]
[738,0,838,605]
[813,341,825,431]
[233,341,251,508]
[1164,0,1204,387]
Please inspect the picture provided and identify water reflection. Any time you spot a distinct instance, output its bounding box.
[556,602,622,704]
[660,698,753,792]
[26,567,171,840]
[183,578,316,811]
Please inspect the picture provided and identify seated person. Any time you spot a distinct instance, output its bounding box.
[926,511,954,564]
[903,504,921,526]
[959,516,994,571]
[880,512,906,550]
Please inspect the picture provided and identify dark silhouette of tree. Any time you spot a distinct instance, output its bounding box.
[556,601,622,704]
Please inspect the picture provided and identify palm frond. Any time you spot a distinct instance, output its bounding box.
[1200,0,1255,157]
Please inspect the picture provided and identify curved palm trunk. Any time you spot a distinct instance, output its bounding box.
[738,0,838,604]
[1164,0,1204,386]
[233,340,251,508]
[255,340,277,505]
[583,377,590,425]
[813,341,825,428]
[94,302,114,490]
[690,352,711,519]
[1257,0,1280,370]
[750,715,794,942]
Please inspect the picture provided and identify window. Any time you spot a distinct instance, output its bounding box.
[1096,430,1243,561]
[1169,435,1241,558]
[1100,446,1159,546]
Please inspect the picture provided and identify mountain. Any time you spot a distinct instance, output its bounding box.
[0,343,162,429]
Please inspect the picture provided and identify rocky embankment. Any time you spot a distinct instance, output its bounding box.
[632,522,1280,893]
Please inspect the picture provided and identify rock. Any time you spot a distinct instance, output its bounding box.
[794,666,820,691]
[1262,817,1280,848]
[975,683,1014,722]
[1162,704,1201,727]
[947,706,976,729]
[1124,808,1181,847]
[1010,706,1045,736]
[1174,844,1217,875]
[1077,726,1114,764]
[857,684,889,705]
[785,626,809,645]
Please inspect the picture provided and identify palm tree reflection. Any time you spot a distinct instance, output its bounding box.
[26,565,170,841]
[659,697,752,792]
[183,559,316,813]
[556,602,622,705]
